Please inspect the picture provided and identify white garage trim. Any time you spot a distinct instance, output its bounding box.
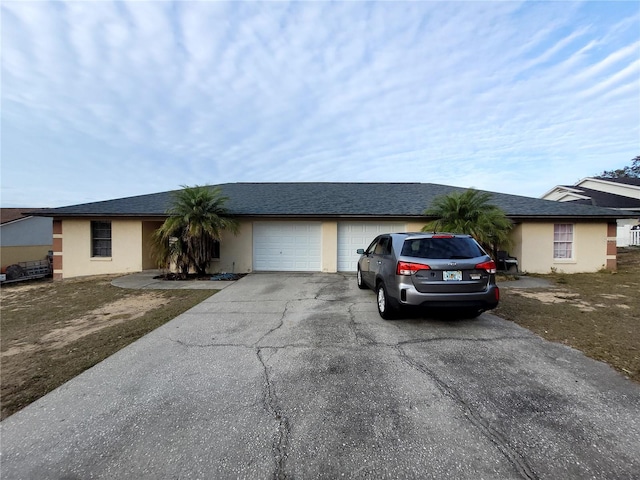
[337,222,406,272]
[253,221,322,272]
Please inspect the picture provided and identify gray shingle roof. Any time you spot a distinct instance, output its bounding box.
[31,183,635,220]
[559,186,640,210]
[595,177,640,187]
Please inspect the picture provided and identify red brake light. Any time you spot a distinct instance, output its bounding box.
[431,234,454,239]
[476,260,497,274]
[397,261,430,275]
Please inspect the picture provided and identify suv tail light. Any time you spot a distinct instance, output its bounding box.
[397,261,430,275]
[475,260,497,274]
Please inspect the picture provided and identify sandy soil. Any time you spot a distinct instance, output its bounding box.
[2,293,169,357]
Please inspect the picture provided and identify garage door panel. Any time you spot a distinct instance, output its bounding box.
[337,222,406,272]
[253,222,322,272]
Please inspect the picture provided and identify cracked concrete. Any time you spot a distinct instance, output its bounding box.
[257,348,290,480]
[394,344,537,480]
[2,272,639,479]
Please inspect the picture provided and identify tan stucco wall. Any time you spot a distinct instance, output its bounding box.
[406,221,427,232]
[62,219,143,278]
[142,221,163,270]
[511,224,523,267]
[214,220,254,273]
[1,246,51,269]
[321,221,338,273]
[56,217,613,278]
[518,222,608,274]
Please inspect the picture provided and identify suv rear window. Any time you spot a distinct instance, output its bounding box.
[401,237,485,259]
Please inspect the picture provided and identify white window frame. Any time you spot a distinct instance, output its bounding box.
[553,224,574,260]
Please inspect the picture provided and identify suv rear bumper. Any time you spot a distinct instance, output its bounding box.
[394,281,499,310]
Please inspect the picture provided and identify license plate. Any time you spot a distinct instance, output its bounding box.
[443,270,462,281]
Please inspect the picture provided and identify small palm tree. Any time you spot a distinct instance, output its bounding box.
[422,189,513,257]
[152,185,239,276]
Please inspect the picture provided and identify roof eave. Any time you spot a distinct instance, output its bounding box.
[31,212,169,219]
[508,214,636,221]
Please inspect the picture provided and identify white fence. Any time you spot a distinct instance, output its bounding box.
[618,225,640,247]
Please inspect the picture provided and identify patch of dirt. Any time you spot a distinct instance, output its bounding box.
[2,293,169,357]
[495,247,640,383]
[1,276,215,420]
[0,281,53,300]
[510,289,597,312]
[600,293,628,300]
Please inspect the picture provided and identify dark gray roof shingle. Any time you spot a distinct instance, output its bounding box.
[595,177,640,187]
[31,183,634,219]
[559,186,640,210]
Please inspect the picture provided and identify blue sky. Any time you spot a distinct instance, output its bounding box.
[1,1,639,208]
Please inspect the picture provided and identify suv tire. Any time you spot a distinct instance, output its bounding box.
[357,267,367,289]
[376,282,397,320]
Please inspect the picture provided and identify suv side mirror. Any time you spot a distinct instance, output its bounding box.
[356,249,365,254]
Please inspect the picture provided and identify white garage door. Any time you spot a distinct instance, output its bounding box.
[253,222,322,272]
[337,222,406,272]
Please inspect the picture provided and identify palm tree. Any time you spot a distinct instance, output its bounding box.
[152,185,239,276]
[422,189,513,257]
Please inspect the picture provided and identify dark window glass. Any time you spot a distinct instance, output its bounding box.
[365,236,379,255]
[374,236,391,255]
[91,221,112,257]
[401,238,484,259]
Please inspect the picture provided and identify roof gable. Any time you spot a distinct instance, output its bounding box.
[576,177,640,200]
[1,208,37,225]
[593,177,640,187]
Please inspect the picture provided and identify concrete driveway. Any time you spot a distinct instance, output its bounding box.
[2,273,639,479]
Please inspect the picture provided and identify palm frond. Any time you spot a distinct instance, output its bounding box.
[422,189,513,255]
[151,185,239,275]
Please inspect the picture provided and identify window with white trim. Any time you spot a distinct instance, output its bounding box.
[553,224,573,259]
[91,221,112,257]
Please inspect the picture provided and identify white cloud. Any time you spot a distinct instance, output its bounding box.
[1,0,638,207]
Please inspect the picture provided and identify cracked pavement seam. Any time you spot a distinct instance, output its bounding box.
[347,303,363,345]
[394,344,539,480]
[257,348,291,480]
[397,335,532,346]
[254,302,290,346]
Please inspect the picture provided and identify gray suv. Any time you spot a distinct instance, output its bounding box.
[357,232,499,319]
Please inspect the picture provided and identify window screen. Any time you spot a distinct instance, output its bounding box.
[91,221,112,257]
[554,224,573,259]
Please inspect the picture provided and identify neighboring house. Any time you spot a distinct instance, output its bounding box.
[0,209,53,269]
[541,177,640,246]
[30,183,635,280]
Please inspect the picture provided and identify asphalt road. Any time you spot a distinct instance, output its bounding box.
[2,273,639,479]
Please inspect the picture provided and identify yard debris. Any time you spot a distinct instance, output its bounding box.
[210,273,244,281]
